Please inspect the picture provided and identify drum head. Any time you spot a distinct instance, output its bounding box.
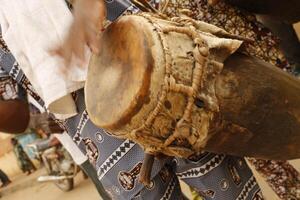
[86,16,154,130]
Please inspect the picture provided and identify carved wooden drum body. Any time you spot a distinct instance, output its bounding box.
[86,13,300,160]
[86,13,242,158]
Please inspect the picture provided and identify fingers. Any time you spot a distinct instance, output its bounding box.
[49,46,72,67]
[84,0,106,54]
[71,27,86,63]
[96,0,107,28]
[85,25,101,54]
[51,0,106,68]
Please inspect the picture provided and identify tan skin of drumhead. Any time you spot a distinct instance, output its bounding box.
[86,18,154,130]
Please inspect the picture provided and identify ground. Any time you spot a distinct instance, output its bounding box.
[0,174,100,200]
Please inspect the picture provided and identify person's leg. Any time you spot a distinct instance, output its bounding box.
[0,169,11,186]
[131,163,184,200]
[22,163,31,175]
[41,149,54,173]
[64,90,177,200]
[29,159,37,172]
[79,138,184,200]
[174,153,263,200]
[80,160,112,200]
[23,156,36,173]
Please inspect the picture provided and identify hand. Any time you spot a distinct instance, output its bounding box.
[52,0,106,68]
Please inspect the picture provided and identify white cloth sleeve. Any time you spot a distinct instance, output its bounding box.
[54,132,88,165]
[0,0,91,119]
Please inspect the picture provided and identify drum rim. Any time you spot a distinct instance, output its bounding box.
[85,15,156,130]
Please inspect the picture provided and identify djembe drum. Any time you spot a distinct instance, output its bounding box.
[86,13,300,161]
[86,12,243,157]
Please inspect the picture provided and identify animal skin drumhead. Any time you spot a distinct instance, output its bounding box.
[86,17,155,130]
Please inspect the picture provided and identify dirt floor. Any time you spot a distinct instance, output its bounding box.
[1,177,100,200]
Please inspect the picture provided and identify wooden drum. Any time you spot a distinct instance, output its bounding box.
[86,13,300,160]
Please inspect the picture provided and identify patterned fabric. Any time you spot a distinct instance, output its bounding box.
[0,71,19,100]
[248,159,300,199]
[0,37,26,101]
[160,0,290,71]
[175,154,262,200]
[0,68,26,101]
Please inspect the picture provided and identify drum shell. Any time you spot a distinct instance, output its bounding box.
[86,16,232,157]
[87,14,300,160]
